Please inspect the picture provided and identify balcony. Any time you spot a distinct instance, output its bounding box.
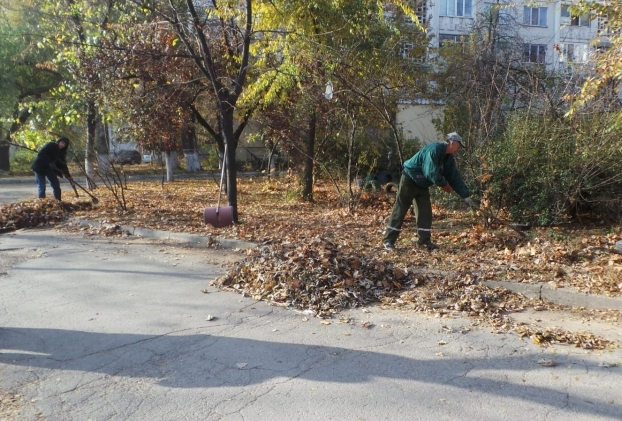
[438,16,475,33]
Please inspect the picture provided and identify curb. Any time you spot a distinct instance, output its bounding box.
[409,268,622,312]
[482,280,622,312]
[73,218,257,250]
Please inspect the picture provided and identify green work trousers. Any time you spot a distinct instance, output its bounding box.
[383,174,433,246]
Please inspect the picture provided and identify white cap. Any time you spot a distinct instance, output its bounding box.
[446,132,464,146]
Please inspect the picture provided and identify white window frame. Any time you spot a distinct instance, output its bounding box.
[561,5,590,27]
[439,34,468,52]
[482,3,511,25]
[416,0,428,25]
[597,14,608,34]
[523,6,548,27]
[400,41,414,59]
[400,40,426,63]
[523,43,547,63]
[439,0,473,18]
[558,43,588,63]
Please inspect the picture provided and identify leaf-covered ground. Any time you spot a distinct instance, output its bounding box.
[2,176,621,349]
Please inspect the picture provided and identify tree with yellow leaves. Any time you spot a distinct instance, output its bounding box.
[569,1,622,115]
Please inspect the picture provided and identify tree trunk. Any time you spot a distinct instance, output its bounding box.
[302,113,316,201]
[222,110,239,222]
[0,144,9,172]
[184,151,201,172]
[95,120,110,155]
[95,121,111,173]
[266,138,279,177]
[164,150,178,182]
[181,115,202,172]
[0,122,8,171]
[85,101,98,189]
[0,104,33,171]
[346,118,356,211]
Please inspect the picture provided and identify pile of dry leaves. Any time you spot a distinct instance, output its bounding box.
[211,235,614,349]
[213,236,423,316]
[0,199,92,231]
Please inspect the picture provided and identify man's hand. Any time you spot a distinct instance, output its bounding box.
[441,184,452,193]
[464,197,475,208]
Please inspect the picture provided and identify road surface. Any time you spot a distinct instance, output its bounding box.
[1,228,621,420]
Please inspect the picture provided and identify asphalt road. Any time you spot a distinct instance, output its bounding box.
[0,172,259,205]
[0,180,38,204]
[0,177,129,205]
[1,228,621,421]
[0,177,92,204]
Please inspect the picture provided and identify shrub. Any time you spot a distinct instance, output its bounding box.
[9,147,37,174]
[482,112,622,225]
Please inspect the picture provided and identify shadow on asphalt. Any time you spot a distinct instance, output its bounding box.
[0,327,619,417]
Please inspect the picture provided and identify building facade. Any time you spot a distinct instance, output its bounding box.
[399,0,608,144]
[431,0,605,67]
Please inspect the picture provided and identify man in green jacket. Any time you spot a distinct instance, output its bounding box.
[383,132,474,251]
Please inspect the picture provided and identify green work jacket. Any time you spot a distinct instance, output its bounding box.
[402,142,470,198]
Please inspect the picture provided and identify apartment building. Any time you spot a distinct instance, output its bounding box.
[431,0,607,66]
[398,0,608,143]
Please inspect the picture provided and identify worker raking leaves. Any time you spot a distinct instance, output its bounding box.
[30,137,74,201]
[383,132,474,251]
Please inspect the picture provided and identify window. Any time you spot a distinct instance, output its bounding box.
[400,41,425,62]
[416,0,428,25]
[401,1,428,26]
[557,43,588,63]
[439,0,473,18]
[439,34,468,52]
[597,14,620,37]
[561,5,590,27]
[400,41,414,59]
[483,3,510,25]
[597,14,608,35]
[523,6,548,27]
[523,43,547,63]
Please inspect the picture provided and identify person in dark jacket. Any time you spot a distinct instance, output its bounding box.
[383,132,474,251]
[31,137,72,200]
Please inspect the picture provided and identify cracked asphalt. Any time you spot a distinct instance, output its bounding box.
[1,228,621,421]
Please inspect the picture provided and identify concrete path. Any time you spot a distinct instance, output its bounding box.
[1,228,622,421]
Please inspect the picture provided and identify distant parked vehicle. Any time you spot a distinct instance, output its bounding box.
[113,150,142,165]
[142,152,162,165]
